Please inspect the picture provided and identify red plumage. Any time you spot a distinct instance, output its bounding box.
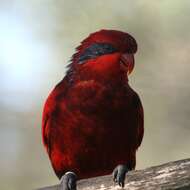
[42,29,144,180]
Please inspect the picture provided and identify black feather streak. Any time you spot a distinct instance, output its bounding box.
[78,43,117,64]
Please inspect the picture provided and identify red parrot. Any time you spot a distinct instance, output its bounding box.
[42,29,144,189]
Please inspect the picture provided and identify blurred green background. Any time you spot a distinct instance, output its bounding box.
[1,0,190,189]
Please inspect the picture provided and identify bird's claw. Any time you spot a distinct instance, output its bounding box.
[60,172,77,190]
[113,165,129,188]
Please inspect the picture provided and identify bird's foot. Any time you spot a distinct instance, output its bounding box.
[113,165,129,188]
[60,172,77,190]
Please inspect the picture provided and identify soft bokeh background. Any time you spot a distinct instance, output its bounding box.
[1,0,190,189]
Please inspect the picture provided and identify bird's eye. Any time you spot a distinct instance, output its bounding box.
[78,43,117,64]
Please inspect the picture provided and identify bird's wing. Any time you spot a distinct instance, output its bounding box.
[42,91,55,154]
[132,92,144,149]
[137,99,144,148]
[42,111,50,153]
[42,79,67,154]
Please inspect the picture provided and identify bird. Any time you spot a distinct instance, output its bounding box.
[42,29,144,190]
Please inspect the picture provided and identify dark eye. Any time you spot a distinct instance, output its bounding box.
[78,43,117,64]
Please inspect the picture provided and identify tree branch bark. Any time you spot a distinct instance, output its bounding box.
[37,158,190,190]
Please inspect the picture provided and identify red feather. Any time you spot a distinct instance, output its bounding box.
[42,29,144,179]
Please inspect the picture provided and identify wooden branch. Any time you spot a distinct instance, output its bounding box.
[37,158,190,190]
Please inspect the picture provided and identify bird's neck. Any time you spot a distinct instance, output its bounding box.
[66,53,129,86]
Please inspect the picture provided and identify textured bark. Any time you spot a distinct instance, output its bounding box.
[37,158,190,190]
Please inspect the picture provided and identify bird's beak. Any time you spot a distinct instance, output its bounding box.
[120,53,134,75]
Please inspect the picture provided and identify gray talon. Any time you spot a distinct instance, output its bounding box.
[113,165,129,187]
[60,172,77,190]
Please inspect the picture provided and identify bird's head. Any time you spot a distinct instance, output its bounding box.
[69,29,137,83]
